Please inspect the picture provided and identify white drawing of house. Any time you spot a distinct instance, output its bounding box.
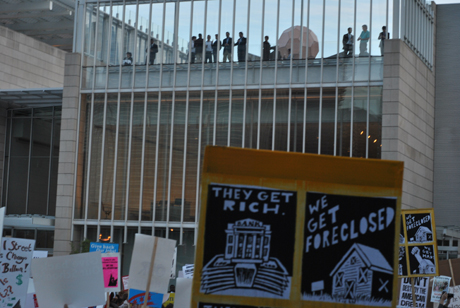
[414,226,433,243]
[330,243,393,300]
[411,247,435,274]
[225,219,271,263]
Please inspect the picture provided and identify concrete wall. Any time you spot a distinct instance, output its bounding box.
[433,4,460,227]
[53,53,81,256]
[381,39,436,210]
[0,26,66,89]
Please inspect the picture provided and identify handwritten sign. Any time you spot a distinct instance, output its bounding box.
[397,277,429,308]
[431,276,451,302]
[102,253,120,292]
[122,275,129,291]
[0,238,35,308]
[128,289,163,308]
[128,234,176,294]
[32,252,105,308]
[450,285,460,308]
[89,242,119,253]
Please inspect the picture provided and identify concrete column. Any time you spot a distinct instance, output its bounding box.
[53,53,81,256]
[381,39,435,210]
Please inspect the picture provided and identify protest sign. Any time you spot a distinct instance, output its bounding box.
[122,275,129,291]
[102,253,120,292]
[450,285,460,308]
[128,289,163,308]
[0,238,35,308]
[192,146,404,308]
[175,278,192,308]
[431,276,451,302]
[32,251,105,308]
[182,264,193,279]
[128,234,176,295]
[90,242,119,253]
[170,248,177,279]
[397,277,429,308]
[399,209,438,278]
[0,208,5,246]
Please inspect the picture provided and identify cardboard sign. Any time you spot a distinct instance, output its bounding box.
[182,264,194,279]
[128,234,176,294]
[0,238,35,308]
[128,289,163,308]
[192,146,404,308]
[399,209,438,278]
[397,277,429,308]
[431,276,451,302]
[89,242,119,253]
[32,252,105,308]
[102,253,120,292]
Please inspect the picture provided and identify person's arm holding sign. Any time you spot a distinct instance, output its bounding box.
[439,291,451,308]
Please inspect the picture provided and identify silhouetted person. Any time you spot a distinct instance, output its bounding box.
[234,31,247,62]
[205,35,213,63]
[342,27,354,57]
[263,35,273,61]
[147,38,158,65]
[123,52,133,65]
[212,34,221,63]
[222,32,232,62]
[378,26,390,56]
[195,33,203,62]
[357,24,370,56]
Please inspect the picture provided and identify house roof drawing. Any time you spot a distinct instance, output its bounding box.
[330,243,393,276]
[415,226,432,236]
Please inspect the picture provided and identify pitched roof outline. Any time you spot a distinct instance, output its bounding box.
[330,243,393,277]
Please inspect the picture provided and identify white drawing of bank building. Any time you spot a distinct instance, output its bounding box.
[330,243,393,301]
[225,219,272,263]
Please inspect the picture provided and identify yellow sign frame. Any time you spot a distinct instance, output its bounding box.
[399,208,439,278]
[192,146,404,308]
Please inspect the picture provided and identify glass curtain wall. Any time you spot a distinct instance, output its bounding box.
[77,87,382,242]
[3,107,61,216]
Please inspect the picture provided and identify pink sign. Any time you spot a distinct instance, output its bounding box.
[101,253,120,292]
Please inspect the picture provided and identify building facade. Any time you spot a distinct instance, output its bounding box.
[5,0,460,274]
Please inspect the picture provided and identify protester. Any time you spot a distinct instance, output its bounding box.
[439,291,451,308]
[122,52,133,66]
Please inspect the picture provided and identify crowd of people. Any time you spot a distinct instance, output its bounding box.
[122,25,389,66]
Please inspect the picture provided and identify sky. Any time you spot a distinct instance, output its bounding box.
[435,0,460,3]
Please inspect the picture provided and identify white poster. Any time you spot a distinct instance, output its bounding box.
[175,278,192,308]
[128,234,176,295]
[0,238,35,308]
[32,252,105,308]
[450,285,460,308]
[431,276,451,303]
[397,277,429,308]
[182,264,194,279]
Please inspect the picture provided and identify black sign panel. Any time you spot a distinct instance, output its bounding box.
[201,184,297,299]
[301,192,397,305]
[408,245,436,275]
[398,246,408,276]
[405,213,433,244]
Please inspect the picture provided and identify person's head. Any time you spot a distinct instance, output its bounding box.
[348,27,352,34]
[126,52,132,58]
[288,48,291,53]
[215,34,219,39]
[207,35,211,40]
[265,35,269,41]
[150,38,154,43]
[192,36,196,41]
[198,33,202,38]
[226,32,230,37]
[239,32,243,37]
[382,26,387,31]
[362,24,368,31]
